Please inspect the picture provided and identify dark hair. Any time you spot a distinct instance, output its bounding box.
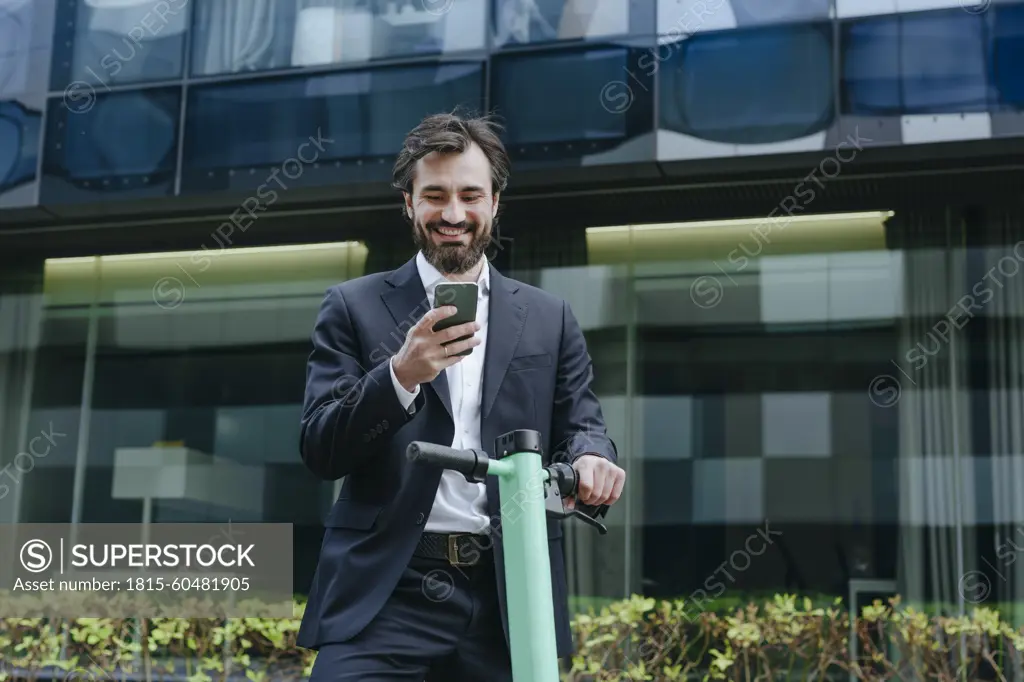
[392,110,510,196]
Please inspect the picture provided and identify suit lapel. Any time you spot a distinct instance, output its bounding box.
[481,265,526,423]
[380,257,452,420]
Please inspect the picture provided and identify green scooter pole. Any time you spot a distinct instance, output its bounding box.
[407,429,608,682]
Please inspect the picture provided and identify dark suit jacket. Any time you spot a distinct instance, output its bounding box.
[296,255,617,659]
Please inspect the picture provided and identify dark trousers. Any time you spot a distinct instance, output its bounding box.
[308,551,512,681]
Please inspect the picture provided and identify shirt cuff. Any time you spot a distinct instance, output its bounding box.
[390,357,419,413]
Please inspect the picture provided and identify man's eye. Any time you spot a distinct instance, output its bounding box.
[462,194,483,202]
[423,195,444,201]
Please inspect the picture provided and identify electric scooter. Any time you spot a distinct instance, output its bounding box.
[407,428,609,682]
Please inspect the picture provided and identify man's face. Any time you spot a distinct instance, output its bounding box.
[404,142,499,275]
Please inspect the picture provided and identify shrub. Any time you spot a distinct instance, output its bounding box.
[1,594,1022,682]
[566,594,1024,681]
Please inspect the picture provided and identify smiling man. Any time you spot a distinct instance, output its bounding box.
[298,111,625,681]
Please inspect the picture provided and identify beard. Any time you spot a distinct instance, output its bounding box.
[413,217,492,275]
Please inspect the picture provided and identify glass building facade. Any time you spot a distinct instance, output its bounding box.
[4,0,1024,634]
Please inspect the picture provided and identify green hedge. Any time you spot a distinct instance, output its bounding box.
[1,594,1022,681]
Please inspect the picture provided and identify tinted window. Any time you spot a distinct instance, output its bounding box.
[191,0,486,77]
[491,47,654,158]
[658,23,833,144]
[842,9,991,115]
[492,0,651,48]
[0,100,41,196]
[50,0,188,90]
[181,63,483,192]
[0,0,50,206]
[727,0,830,26]
[41,88,181,203]
[657,0,830,34]
[1,0,55,99]
[994,4,1024,106]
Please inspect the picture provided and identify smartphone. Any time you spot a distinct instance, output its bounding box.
[433,282,478,357]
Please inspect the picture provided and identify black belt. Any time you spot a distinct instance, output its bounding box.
[414,532,492,567]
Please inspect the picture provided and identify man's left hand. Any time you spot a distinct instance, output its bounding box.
[569,455,625,509]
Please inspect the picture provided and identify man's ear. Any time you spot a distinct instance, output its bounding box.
[403,191,414,220]
[492,192,500,219]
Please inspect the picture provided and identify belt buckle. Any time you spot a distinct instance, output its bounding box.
[447,534,474,567]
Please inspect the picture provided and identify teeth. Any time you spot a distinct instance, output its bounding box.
[437,227,466,236]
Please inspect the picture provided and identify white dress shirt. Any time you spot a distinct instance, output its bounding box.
[389,251,492,534]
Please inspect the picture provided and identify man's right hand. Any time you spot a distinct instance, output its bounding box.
[391,306,481,393]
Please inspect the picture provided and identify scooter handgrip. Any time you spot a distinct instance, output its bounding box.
[406,441,484,476]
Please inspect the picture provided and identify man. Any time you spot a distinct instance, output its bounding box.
[298,111,625,681]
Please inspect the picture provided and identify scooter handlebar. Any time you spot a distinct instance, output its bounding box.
[406,441,489,481]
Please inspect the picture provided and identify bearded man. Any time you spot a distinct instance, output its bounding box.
[298,111,625,681]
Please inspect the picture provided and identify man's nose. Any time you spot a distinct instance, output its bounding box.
[441,198,465,225]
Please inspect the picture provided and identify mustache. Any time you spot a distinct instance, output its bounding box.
[427,219,476,231]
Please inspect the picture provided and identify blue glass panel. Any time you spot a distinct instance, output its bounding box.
[658,23,833,144]
[181,62,483,192]
[1,0,56,98]
[0,100,41,193]
[492,0,651,48]
[993,4,1024,106]
[491,46,654,159]
[190,0,486,77]
[727,0,830,26]
[50,0,188,90]
[842,9,992,115]
[41,88,181,203]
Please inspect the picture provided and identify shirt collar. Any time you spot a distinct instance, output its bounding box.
[415,251,490,299]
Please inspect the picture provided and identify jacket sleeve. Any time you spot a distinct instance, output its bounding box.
[299,286,421,480]
[550,299,618,466]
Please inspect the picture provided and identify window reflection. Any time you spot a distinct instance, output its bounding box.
[658,22,834,144]
[575,213,976,614]
[190,0,486,77]
[50,0,188,90]
[41,87,181,203]
[181,63,483,192]
[491,47,654,160]
[17,243,370,590]
[0,100,41,195]
[726,0,830,26]
[656,0,830,35]
[842,9,991,115]
[491,0,642,48]
[994,4,1024,106]
[1,0,56,99]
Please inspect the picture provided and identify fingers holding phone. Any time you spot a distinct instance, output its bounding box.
[434,317,481,362]
[391,284,481,391]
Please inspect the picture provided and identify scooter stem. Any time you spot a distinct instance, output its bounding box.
[407,429,606,681]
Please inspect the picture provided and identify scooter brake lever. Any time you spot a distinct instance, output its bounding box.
[566,509,608,534]
[543,464,609,534]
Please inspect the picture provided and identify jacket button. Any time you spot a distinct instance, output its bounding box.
[415,513,425,525]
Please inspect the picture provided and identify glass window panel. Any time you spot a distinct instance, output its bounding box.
[50,0,188,90]
[605,214,968,614]
[842,9,992,115]
[0,99,41,198]
[658,23,834,144]
[491,47,654,159]
[1,1,49,207]
[727,0,830,26]
[190,0,486,77]
[658,0,830,34]
[994,4,1024,106]
[1,0,55,99]
[181,62,483,193]
[492,0,649,48]
[14,244,369,596]
[40,87,181,203]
